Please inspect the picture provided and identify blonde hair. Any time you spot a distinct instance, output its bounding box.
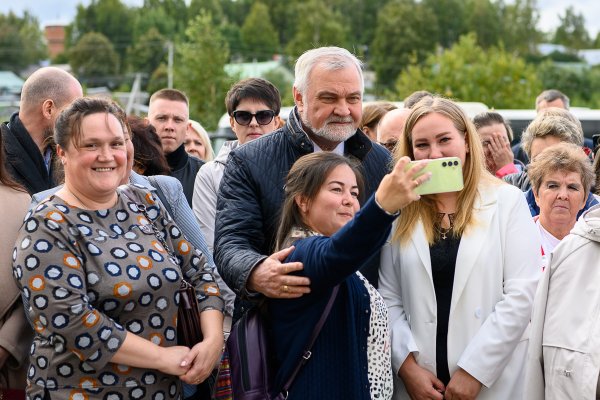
[360,101,397,131]
[521,110,583,159]
[188,120,214,162]
[392,97,494,245]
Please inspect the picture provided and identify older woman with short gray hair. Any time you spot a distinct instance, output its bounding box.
[528,142,595,260]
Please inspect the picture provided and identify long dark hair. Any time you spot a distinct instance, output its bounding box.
[0,131,27,192]
[127,116,170,176]
[275,152,364,250]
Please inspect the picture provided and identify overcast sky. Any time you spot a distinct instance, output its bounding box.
[2,0,599,38]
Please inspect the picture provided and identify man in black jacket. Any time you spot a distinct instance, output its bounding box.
[1,67,82,194]
[214,47,391,307]
[147,88,203,206]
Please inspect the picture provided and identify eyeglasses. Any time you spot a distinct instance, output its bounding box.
[379,140,398,152]
[232,110,276,126]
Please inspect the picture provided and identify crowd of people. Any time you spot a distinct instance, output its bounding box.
[1,46,599,400]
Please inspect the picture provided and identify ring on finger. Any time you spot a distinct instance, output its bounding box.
[282,284,289,293]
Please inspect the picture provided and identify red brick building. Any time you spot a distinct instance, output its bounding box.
[44,25,66,58]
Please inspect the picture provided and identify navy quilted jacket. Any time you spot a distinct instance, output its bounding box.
[214,107,391,297]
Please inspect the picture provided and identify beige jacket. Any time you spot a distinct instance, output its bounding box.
[0,185,32,389]
[525,204,600,400]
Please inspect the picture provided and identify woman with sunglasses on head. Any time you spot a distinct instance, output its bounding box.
[192,78,281,327]
[378,97,542,400]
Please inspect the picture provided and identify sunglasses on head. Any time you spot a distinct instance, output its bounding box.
[232,110,276,126]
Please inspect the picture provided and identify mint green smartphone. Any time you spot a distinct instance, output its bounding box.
[408,157,464,195]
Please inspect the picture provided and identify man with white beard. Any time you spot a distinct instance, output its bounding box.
[214,47,390,317]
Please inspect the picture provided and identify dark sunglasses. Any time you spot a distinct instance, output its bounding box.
[232,110,276,126]
[379,140,398,152]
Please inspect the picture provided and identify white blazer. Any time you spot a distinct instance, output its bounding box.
[379,181,542,399]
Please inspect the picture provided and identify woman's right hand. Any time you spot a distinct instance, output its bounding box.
[399,353,445,400]
[375,156,430,214]
[156,345,193,376]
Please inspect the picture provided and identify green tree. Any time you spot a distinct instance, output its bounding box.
[68,32,120,85]
[175,12,233,131]
[396,34,541,108]
[263,68,294,106]
[189,0,244,60]
[257,0,301,49]
[240,2,280,61]
[147,63,169,95]
[553,6,592,50]
[140,0,189,39]
[68,0,134,62]
[423,0,467,48]
[285,0,348,59]
[132,6,177,42]
[325,0,388,51]
[127,28,167,74]
[220,23,242,60]
[500,0,540,54]
[189,0,224,24]
[371,0,439,92]
[464,0,502,49]
[0,11,47,72]
[537,62,600,107]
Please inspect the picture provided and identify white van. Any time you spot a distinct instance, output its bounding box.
[495,107,600,141]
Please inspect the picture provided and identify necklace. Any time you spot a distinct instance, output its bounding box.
[65,187,116,210]
[436,212,455,240]
[65,187,92,209]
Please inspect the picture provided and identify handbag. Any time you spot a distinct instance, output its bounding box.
[176,279,203,347]
[0,389,25,400]
[121,186,203,348]
[219,285,339,400]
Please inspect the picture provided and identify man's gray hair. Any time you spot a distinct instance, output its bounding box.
[294,46,364,95]
[521,114,584,158]
[535,89,570,110]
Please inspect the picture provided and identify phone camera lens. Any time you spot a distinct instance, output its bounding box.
[442,162,447,167]
[453,161,459,166]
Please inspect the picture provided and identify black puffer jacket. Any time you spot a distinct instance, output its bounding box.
[214,107,391,297]
[1,113,58,194]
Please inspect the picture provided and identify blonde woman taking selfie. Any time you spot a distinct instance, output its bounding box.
[379,97,542,400]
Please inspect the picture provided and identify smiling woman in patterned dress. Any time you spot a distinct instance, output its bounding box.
[11,98,223,400]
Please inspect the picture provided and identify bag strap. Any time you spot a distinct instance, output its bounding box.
[120,185,180,267]
[147,176,175,219]
[281,284,340,394]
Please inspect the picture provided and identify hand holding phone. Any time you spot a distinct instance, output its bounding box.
[406,157,464,195]
[375,156,430,213]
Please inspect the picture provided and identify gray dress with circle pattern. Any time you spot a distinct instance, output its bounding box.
[12,185,223,400]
